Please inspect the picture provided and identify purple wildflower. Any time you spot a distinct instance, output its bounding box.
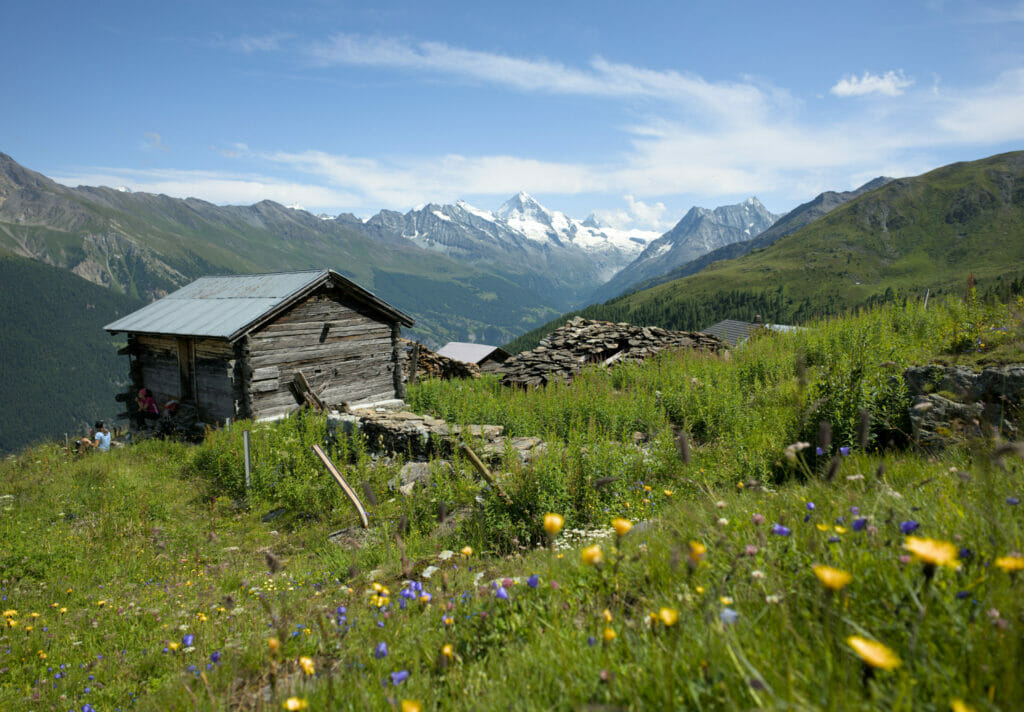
[958,548,973,560]
[852,518,868,532]
[839,446,851,456]
[828,536,841,544]
[587,636,597,646]
[806,502,816,511]
[899,520,920,534]
[956,590,970,599]
[374,642,388,659]
[210,650,221,663]
[850,506,860,514]
[495,586,509,600]
[815,447,825,456]
[1007,497,1020,505]
[182,634,194,647]
[771,523,791,536]
[719,608,739,625]
[390,669,409,685]
[527,574,540,588]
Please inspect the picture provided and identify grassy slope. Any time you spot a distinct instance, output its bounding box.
[1,299,1022,711]
[0,255,141,453]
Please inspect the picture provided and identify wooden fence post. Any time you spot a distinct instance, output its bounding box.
[312,444,369,529]
[243,430,252,492]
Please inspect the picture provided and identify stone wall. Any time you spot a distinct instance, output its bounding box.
[398,339,480,381]
[500,316,725,387]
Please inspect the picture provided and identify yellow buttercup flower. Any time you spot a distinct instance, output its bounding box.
[951,698,977,712]
[441,644,454,659]
[611,518,633,536]
[299,656,315,676]
[401,700,423,712]
[994,554,1024,572]
[581,544,604,566]
[283,698,308,711]
[813,564,852,591]
[602,608,613,623]
[268,637,280,654]
[816,523,829,532]
[1,610,16,618]
[461,545,473,557]
[904,536,959,568]
[663,489,674,497]
[602,627,617,642]
[688,540,707,564]
[846,635,901,670]
[544,513,565,536]
[658,607,679,626]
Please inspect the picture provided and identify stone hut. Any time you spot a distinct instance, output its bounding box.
[104,269,414,423]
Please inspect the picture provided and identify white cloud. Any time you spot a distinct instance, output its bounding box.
[934,68,1024,143]
[830,70,914,97]
[307,34,787,121]
[142,132,169,153]
[51,167,359,212]
[592,195,669,231]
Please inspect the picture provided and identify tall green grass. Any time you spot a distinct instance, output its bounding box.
[1,297,1022,711]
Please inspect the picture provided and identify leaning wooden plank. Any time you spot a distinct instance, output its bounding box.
[459,444,513,505]
[292,371,325,411]
[312,444,369,529]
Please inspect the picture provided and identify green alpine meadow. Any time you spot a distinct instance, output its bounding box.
[2,296,1022,711]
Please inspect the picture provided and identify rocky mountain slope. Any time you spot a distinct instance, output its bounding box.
[622,177,893,296]
[590,198,778,302]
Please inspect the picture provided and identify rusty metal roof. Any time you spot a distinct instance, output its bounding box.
[436,342,510,364]
[104,269,414,341]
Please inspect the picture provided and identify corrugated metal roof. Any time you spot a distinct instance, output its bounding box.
[436,342,509,364]
[701,320,800,347]
[104,269,413,340]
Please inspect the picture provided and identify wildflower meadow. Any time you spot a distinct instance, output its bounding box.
[1,298,1022,711]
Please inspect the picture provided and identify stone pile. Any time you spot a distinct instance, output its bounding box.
[904,364,1024,446]
[500,317,725,388]
[398,339,480,381]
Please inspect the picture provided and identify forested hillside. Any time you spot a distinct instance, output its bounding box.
[0,256,140,453]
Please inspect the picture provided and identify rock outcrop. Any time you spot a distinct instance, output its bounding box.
[500,317,724,388]
[904,364,1024,446]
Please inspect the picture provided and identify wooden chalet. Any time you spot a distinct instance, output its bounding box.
[104,270,415,423]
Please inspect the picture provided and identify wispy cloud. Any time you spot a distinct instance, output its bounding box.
[62,39,1024,223]
[217,32,292,53]
[307,34,785,120]
[142,131,169,153]
[830,70,914,97]
[52,167,358,211]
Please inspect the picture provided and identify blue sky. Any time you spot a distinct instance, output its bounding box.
[3,0,1023,228]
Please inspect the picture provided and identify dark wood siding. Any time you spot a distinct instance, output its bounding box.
[131,334,237,423]
[246,286,400,420]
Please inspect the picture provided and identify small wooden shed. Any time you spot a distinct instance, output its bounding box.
[104,269,415,423]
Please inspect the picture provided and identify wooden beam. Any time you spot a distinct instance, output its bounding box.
[459,444,512,505]
[312,444,369,529]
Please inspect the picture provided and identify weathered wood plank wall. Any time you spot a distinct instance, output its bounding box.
[246,287,400,420]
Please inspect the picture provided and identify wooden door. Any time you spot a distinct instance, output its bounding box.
[176,337,197,403]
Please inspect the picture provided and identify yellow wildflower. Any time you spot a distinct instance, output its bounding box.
[441,644,454,659]
[688,540,707,563]
[1,610,16,618]
[846,635,901,670]
[299,656,315,676]
[719,596,733,605]
[543,513,564,536]
[581,544,604,566]
[169,642,180,651]
[816,523,829,532]
[602,608,613,623]
[282,698,308,711]
[611,518,633,537]
[59,607,67,614]
[29,612,40,618]
[658,607,679,626]
[401,701,423,712]
[663,489,674,497]
[904,536,959,568]
[268,637,280,655]
[37,650,46,659]
[951,699,977,712]
[97,600,106,608]
[602,627,617,642]
[834,526,847,534]
[813,564,853,592]
[994,554,1024,572]
[461,545,473,557]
